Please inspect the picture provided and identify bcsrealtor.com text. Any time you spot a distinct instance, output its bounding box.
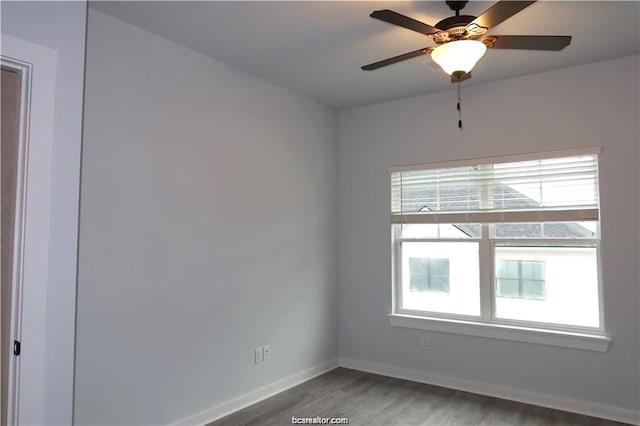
[291,416,349,424]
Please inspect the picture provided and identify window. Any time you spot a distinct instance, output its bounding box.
[409,258,450,293]
[496,260,545,300]
[390,148,603,334]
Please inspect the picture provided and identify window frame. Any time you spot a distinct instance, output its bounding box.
[396,236,482,319]
[393,227,605,336]
[389,148,609,349]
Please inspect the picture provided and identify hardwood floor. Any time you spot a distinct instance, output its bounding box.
[210,367,630,426]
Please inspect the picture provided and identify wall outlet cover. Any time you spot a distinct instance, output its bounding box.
[263,345,271,361]
[421,336,430,351]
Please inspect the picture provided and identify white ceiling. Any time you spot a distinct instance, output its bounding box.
[90,1,640,109]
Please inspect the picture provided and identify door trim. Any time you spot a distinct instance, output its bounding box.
[1,55,30,426]
[1,34,57,426]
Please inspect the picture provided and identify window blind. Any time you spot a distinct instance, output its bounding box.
[391,152,599,224]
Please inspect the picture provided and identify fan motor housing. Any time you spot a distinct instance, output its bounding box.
[434,15,482,42]
[435,14,475,31]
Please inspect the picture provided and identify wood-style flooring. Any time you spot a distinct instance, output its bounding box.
[210,367,631,426]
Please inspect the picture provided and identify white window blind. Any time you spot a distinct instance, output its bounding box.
[391,151,600,224]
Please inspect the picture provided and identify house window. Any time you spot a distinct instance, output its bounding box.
[390,148,603,332]
[409,258,450,293]
[496,260,545,300]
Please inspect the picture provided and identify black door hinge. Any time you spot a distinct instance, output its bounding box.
[13,340,20,356]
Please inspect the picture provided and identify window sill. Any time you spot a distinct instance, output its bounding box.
[388,314,611,352]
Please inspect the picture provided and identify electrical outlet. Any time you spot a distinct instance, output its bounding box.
[263,345,270,361]
[254,347,263,364]
[421,335,430,351]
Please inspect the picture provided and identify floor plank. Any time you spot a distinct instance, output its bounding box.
[210,368,631,426]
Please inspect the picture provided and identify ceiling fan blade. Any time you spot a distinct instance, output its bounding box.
[370,10,442,36]
[362,47,434,71]
[468,1,536,31]
[483,35,571,51]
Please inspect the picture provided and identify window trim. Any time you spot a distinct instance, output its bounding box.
[389,148,606,347]
[388,313,611,352]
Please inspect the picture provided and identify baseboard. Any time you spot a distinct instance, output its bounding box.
[339,357,639,425]
[174,359,339,426]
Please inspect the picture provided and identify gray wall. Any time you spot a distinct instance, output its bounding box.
[337,56,640,412]
[75,10,337,424]
[0,2,87,424]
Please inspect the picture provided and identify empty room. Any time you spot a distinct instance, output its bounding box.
[0,1,639,425]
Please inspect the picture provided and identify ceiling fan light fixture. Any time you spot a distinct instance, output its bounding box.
[431,39,487,75]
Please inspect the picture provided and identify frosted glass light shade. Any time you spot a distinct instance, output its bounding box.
[431,40,487,75]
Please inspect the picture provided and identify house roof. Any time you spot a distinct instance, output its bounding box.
[413,183,595,238]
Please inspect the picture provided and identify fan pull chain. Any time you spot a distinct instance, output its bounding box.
[456,82,463,130]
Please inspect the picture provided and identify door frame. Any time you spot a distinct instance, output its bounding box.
[1,34,57,426]
[1,57,28,426]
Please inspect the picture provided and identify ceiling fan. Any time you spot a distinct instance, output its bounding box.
[362,1,572,83]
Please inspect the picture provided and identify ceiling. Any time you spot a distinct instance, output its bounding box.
[90,1,640,110]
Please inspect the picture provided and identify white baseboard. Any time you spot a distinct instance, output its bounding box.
[174,359,339,426]
[339,357,639,425]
